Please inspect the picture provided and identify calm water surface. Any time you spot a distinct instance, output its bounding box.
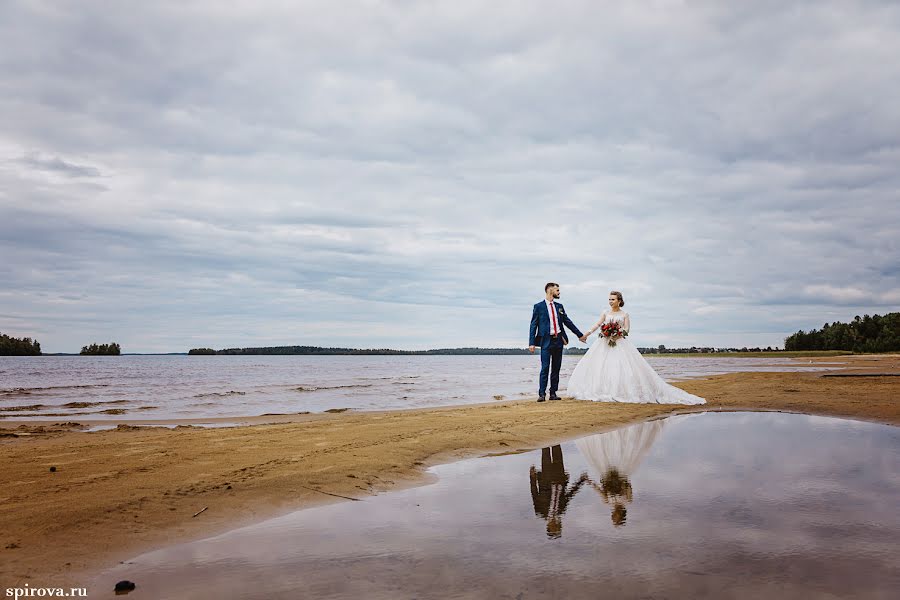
[94,412,899,599]
[0,355,836,421]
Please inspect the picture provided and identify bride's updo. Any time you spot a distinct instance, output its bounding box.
[610,290,624,307]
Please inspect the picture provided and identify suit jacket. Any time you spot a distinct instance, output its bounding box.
[529,300,583,347]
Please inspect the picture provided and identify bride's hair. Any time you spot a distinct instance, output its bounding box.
[610,290,624,307]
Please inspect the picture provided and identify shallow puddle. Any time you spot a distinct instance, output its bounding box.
[95,412,899,599]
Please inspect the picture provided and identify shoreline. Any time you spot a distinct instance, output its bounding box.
[1,354,898,589]
[0,355,847,427]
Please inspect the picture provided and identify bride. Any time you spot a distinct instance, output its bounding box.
[566,291,705,405]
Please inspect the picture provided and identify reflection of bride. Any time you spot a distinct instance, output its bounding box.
[575,419,665,526]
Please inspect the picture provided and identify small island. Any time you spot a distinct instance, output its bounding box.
[80,342,122,356]
[0,332,42,356]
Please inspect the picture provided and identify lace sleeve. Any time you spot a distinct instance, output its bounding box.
[588,313,606,335]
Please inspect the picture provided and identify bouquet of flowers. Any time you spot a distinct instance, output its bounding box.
[599,321,628,347]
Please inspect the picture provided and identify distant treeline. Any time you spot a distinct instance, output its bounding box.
[785,312,900,352]
[188,347,217,355]
[80,342,122,356]
[188,345,793,356]
[191,345,549,355]
[0,332,42,356]
[639,345,780,354]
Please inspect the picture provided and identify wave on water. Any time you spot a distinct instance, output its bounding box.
[1,404,45,412]
[0,403,155,418]
[193,391,248,398]
[293,384,375,392]
[0,384,111,396]
[1,412,85,419]
[0,398,136,419]
[62,399,128,408]
[0,399,129,411]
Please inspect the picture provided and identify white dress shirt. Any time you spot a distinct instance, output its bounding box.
[546,300,560,335]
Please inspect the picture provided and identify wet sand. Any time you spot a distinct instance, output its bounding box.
[1,354,898,587]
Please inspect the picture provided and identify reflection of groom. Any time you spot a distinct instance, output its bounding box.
[529,283,585,402]
[529,445,589,538]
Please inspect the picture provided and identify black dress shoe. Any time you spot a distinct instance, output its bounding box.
[537,395,546,402]
[549,394,561,401]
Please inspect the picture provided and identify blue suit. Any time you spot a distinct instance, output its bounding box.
[529,301,584,397]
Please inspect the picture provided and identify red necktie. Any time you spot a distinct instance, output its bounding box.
[550,302,559,335]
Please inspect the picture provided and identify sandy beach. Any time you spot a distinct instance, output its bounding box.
[1,354,898,588]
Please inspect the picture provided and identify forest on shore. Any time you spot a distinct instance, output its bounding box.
[784,312,900,352]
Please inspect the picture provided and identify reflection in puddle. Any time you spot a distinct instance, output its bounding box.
[577,419,664,527]
[93,412,900,599]
[530,420,665,533]
[529,445,589,537]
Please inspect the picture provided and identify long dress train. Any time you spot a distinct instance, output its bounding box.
[566,311,705,405]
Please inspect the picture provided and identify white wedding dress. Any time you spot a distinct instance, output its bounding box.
[566,311,705,405]
[575,419,667,526]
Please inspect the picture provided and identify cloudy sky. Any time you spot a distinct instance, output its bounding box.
[1,1,898,353]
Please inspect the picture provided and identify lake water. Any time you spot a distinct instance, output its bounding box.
[0,355,837,421]
[93,412,899,599]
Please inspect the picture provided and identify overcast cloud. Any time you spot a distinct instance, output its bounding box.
[1,0,898,352]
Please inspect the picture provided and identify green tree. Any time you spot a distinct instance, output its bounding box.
[80,342,122,355]
[0,332,42,355]
[785,312,900,352]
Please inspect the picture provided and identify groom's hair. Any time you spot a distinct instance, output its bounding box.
[545,282,559,292]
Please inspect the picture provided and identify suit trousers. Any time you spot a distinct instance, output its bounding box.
[539,335,564,396]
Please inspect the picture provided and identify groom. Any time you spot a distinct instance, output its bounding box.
[529,283,586,402]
